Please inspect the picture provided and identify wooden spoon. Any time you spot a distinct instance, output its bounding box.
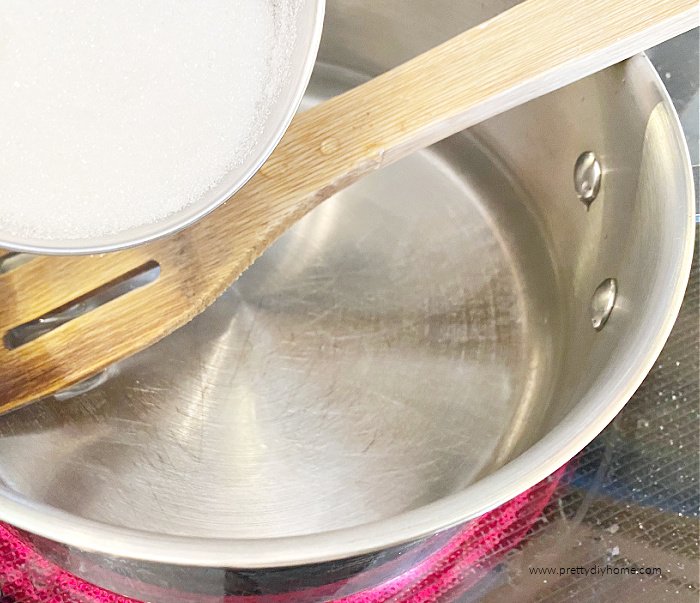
[0,0,696,413]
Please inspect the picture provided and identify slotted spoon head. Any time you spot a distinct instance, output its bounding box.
[0,159,333,412]
[0,85,371,413]
[0,0,695,414]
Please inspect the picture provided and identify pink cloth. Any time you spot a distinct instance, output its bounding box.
[0,468,564,603]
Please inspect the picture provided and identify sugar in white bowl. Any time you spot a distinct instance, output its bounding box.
[0,1,297,241]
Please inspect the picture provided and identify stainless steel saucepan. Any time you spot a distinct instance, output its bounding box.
[0,1,693,601]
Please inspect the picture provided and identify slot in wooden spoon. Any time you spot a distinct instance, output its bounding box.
[0,0,696,413]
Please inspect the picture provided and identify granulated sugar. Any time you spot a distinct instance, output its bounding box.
[0,1,297,240]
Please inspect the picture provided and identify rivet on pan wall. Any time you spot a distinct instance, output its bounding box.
[574,151,602,208]
[591,278,617,331]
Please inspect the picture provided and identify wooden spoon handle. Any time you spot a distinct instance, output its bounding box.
[220,0,698,260]
[0,0,696,411]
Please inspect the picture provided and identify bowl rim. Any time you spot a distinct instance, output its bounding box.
[0,52,694,569]
[0,0,327,256]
